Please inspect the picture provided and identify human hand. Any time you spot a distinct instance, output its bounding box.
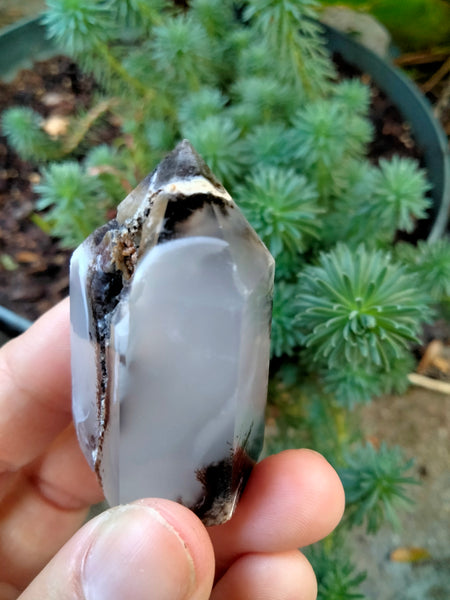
[0,299,344,599]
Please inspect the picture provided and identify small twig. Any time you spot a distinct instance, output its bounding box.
[408,373,450,395]
[433,79,450,121]
[421,56,450,93]
[417,339,444,374]
[62,98,119,155]
[393,48,450,67]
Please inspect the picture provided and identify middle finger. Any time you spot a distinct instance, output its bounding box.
[208,449,345,575]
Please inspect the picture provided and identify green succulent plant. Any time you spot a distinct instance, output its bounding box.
[237,166,321,258]
[244,0,335,96]
[271,281,305,358]
[84,145,130,205]
[43,0,114,56]
[243,123,294,169]
[397,239,450,303]
[339,443,417,533]
[231,76,298,126]
[307,540,366,600]
[290,98,372,201]
[178,87,228,125]
[379,353,416,396]
[190,0,236,40]
[1,107,60,161]
[371,156,431,238]
[181,116,246,186]
[107,0,168,30]
[35,161,109,248]
[333,78,371,116]
[321,365,383,410]
[151,14,214,91]
[296,244,431,370]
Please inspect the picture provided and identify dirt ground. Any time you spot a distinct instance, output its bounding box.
[351,389,450,599]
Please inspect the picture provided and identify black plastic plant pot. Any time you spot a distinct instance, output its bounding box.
[0,16,56,82]
[0,17,449,339]
[324,24,450,242]
[0,305,32,338]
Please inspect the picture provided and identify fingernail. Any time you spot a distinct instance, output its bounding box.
[82,505,196,600]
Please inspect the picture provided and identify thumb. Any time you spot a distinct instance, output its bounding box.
[19,500,215,600]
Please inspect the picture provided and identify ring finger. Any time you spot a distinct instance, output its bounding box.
[211,550,317,600]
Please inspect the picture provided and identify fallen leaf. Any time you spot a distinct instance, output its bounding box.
[417,339,443,373]
[366,435,380,449]
[42,115,69,137]
[15,251,40,264]
[433,356,450,374]
[28,172,41,184]
[390,547,431,563]
[0,254,18,271]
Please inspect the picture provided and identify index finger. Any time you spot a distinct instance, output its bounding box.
[0,298,72,473]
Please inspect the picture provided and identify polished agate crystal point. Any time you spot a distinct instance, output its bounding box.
[70,140,274,525]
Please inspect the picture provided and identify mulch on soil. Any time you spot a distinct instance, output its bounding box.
[0,56,114,320]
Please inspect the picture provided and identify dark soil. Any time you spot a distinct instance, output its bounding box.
[0,56,117,320]
[352,388,450,600]
[0,54,437,323]
[333,51,434,244]
[333,52,423,165]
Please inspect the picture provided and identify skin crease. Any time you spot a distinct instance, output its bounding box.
[0,299,345,599]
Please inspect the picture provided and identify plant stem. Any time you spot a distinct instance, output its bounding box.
[323,528,336,554]
[63,98,119,155]
[330,402,349,466]
[97,43,154,99]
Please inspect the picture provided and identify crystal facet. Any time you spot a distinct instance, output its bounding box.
[70,140,274,525]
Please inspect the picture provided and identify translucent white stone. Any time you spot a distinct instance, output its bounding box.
[70,242,101,469]
[70,140,274,525]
